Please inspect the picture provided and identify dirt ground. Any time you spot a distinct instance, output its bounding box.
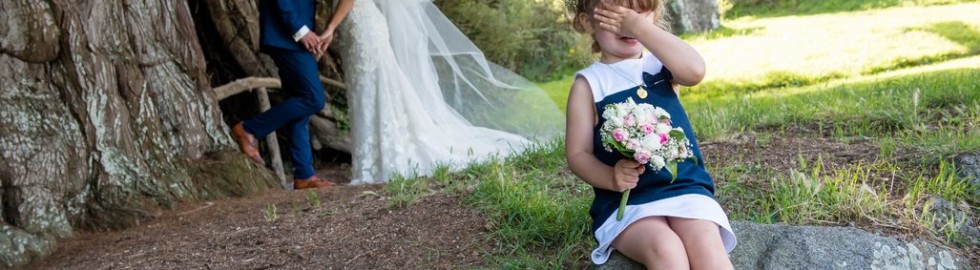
[13,130,977,269]
[19,180,492,270]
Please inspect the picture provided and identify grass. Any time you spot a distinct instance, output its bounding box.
[688,60,980,147]
[767,160,893,225]
[305,190,321,209]
[263,204,278,222]
[538,76,576,112]
[678,24,764,41]
[723,0,976,19]
[382,174,434,209]
[411,2,980,267]
[692,4,980,96]
[454,141,593,268]
[757,157,974,240]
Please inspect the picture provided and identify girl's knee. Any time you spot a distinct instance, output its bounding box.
[641,242,688,269]
[641,250,689,270]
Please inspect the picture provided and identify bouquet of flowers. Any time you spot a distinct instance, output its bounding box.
[600,98,696,220]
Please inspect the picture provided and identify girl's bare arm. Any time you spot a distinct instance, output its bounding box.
[566,77,642,192]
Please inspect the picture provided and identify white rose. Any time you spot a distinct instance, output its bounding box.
[641,136,662,151]
[602,109,615,121]
[634,109,653,124]
[603,107,626,126]
[655,123,672,135]
[616,106,631,119]
[651,155,666,169]
[636,103,654,113]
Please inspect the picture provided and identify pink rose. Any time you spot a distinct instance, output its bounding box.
[624,114,635,126]
[642,124,654,135]
[659,134,668,144]
[612,129,627,142]
[626,139,640,151]
[634,150,651,164]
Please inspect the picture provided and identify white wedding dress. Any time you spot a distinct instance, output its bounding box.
[335,0,563,184]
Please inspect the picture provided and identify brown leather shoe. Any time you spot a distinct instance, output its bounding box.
[294,176,336,190]
[231,122,265,166]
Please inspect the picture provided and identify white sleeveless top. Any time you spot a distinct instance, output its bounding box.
[575,51,664,103]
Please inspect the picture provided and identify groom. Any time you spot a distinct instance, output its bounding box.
[232,0,334,189]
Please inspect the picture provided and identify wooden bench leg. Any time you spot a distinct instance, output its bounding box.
[257,87,288,189]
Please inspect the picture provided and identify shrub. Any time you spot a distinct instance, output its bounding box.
[435,0,591,81]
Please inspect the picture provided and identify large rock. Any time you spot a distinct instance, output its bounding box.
[953,151,980,197]
[666,0,720,34]
[594,221,973,270]
[927,197,979,247]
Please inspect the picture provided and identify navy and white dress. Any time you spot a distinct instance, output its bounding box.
[575,51,737,264]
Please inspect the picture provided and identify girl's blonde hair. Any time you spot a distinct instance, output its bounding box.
[569,0,670,52]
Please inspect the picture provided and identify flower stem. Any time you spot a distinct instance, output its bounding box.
[617,189,630,221]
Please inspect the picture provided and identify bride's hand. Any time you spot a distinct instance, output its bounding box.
[300,32,322,54]
[593,3,654,37]
[314,31,335,59]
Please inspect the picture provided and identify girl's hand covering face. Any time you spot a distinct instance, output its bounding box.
[593,3,653,37]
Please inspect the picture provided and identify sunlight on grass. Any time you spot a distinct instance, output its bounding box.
[691,4,980,92]
[679,24,763,41]
[917,21,980,54]
[725,0,974,19]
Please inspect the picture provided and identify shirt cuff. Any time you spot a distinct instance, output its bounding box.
[292,26,311,42]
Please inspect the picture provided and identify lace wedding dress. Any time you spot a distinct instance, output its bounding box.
[335,0,563,184]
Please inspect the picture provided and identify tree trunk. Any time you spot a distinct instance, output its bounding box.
[0,0,277,267]
[667,0,721,34]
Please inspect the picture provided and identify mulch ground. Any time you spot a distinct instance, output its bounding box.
[19,182,492,270]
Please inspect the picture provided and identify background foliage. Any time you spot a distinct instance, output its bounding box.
[435,0,592,82]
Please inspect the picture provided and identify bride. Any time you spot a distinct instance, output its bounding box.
[322,0,563,184]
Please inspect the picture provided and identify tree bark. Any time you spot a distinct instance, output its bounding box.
[0,0,277,267]
[667,0,721,34]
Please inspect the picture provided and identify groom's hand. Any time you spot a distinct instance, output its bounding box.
[300,32,321,54]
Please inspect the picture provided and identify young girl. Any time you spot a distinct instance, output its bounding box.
[565,0,737,269]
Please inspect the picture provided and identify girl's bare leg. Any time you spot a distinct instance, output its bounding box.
[612,216,689,270]
[667,217,733,270]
